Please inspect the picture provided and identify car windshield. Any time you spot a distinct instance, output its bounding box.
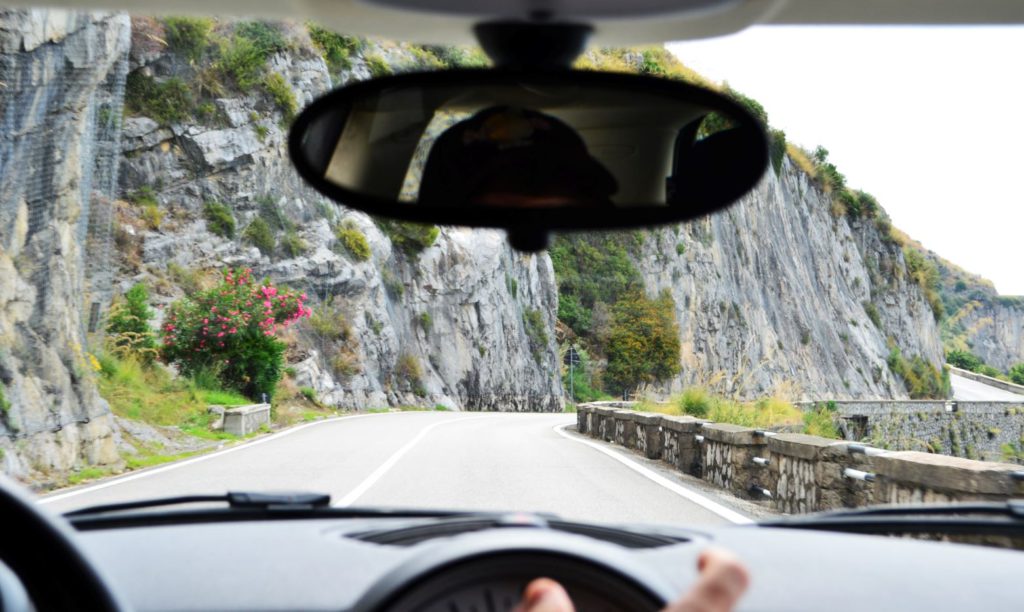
[1,12,1023,526]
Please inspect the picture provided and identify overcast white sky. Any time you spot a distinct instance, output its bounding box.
[668,27,1024,295]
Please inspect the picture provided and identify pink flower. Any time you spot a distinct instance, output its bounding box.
[217,332,225,337]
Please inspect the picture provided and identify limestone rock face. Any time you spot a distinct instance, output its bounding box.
[0,10,129,480]
[634,159,944,400]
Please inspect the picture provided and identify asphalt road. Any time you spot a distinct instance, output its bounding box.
[950,373,1024,401]
[40,412,749,525]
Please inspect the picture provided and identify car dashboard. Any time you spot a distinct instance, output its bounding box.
[65,514,1024,611]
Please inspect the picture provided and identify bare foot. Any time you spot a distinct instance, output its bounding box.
[514,548,749,612]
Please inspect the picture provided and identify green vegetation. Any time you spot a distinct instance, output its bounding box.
[124,73,193,125]
[676,242,686,256]
[217,35,266,91]
[549,233,643,336]
[947,349,983,371]
[307,23,363,79]
[395,353,426,397]
[903,247,944,320]
[0,383,10,414]
[203,201,235,238]
[376,219,439,255]
[1010,364,1024,386]
[418,312,432,335]
[365,53,393,77]
[163,16,213,62]
[105,283,157,363]
[522,309,549,363]
[562,346,612,403]
[639,390,804,430]
[68,467,112,485]
[234,21,288,58]
[604,290,681,396]
[803,402,841,439]
[382,268,404,298]
[887,345,950,399]
[262,72,297,123]
[161,268,310,400]
[420,45,489,68]
[280,231,307,257]
[243,218,275,255]
[863,301,882,328]
[299,387,318,403]
[335,221,372,261]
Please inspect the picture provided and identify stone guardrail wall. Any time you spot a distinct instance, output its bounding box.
[577,404,1024,515]
[795,400,1024,462]
[948,365,1024,395]
[222,404,271,436]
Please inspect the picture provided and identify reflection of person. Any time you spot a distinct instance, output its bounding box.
[418,106,618,208]
[513,548,749,612]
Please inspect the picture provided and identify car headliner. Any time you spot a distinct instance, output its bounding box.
[7,0,1024,45]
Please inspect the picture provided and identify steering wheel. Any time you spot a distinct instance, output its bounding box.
[0,475,126,611]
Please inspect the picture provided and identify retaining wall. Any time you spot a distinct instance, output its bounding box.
[796,400,1024,462]
[577,404,1024,516]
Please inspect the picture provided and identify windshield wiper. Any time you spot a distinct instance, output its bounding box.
[63,491,333,516]
[758,501,1024,539]
[64,491,481,530]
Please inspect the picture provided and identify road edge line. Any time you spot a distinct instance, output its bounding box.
[39,412,394,504]
[553,423,753,525]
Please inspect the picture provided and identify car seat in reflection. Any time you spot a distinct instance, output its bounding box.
[418,106,618,208]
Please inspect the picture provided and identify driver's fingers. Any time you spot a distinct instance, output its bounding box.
[664,548,749,612]
[513,578,576,612]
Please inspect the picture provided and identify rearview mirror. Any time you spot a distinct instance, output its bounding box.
[289,69,768,250]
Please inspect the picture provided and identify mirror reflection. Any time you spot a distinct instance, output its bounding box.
[298,80,756,210]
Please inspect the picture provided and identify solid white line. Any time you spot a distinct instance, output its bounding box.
[335,415,497,507]
[553,423,753,525]
[39,412,402,505]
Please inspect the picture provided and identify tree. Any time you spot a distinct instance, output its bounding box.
[604,290,681,396]
[160,268,311,400]
[946,349,982,372]
[106,283,157,363]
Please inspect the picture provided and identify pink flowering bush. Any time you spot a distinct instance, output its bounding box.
[161,268,311,400]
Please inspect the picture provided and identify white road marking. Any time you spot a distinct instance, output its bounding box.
[553,423,754,525]
[39,412,393,505]
[335,415,499,507]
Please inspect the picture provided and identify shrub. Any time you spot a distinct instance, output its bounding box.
[307,23,362,78]
[262,72,297,123]
[365,54,392,77]
[803,405,840,439]
[234,21,288,58]
[863,301,882,328]
[382,268,404,298]
[376,219,439,255]
[336,221,371,261]
[163,16,213,62]
[160,268,311,400]
[1010,364,1024,386]
[888,346,949,399]
[522,309,550,363]
[124,72,193,124]
[676,242,686,256]
[218,35,266,91]
[106,283,158,363]
[332,351,361,378]
[768,129,786,175]
[418,312,432,334]
[308,305,353,341]
[946,350,987,374]
[604,290,681,395]
[677,387,713,418]
[0,384,9,414]
[280,231,307,257]
[395,353,425,396]
[299,386,318,402]
[204,201,235,238]
[243,218,275,255]
[140,203,163,230]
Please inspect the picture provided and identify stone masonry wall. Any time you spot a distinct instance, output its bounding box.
[577,404,1024,516]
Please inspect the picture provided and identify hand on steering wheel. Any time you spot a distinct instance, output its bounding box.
[513,548,749,612]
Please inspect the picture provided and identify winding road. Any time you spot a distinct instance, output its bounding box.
[39,412,751,525]
[950,373,1024,401]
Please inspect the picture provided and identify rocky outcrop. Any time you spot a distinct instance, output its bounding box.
[635,159,944,400]
[0,10,127,479]
[950,299,1024,371]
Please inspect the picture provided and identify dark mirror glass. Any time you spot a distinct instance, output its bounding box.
[290,70,767,230]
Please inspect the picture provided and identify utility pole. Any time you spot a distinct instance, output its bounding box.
[564,345,580,402]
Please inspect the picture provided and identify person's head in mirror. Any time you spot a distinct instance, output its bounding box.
[418,106,618,208]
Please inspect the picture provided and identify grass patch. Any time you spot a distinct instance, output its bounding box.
[243,217,275,255]
[262,72,297,123]
[67,467,112,486]
[124,450,201,471]
[204,201,235,238]
[124,72,193,124]
[637,389,804,430]
[336,221,371,261]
